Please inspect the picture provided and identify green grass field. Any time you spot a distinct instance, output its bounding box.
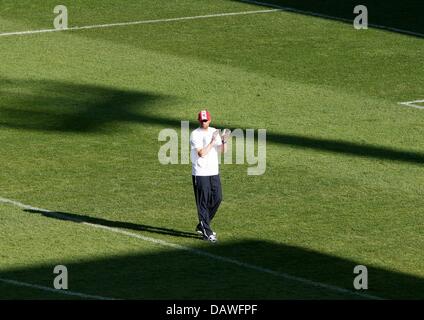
[0,0,423,300]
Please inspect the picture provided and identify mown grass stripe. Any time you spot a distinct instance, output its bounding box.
[0,196,383,300]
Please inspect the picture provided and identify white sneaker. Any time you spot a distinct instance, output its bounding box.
[198,231,216,237]
[196,225,216,237]
[205,234,218,243]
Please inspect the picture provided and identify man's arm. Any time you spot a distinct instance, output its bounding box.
[219,141,228,154]
[218,129,230,154]
[197,131,219,157]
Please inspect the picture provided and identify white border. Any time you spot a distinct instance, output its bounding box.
[399,100,424,110]
[239,0,424,38]
[0,278,116,299]
[0,9,280,37]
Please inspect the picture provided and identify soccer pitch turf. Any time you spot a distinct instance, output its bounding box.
[0,0,423,300]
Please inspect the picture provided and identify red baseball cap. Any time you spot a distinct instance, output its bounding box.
[198,110,211,122]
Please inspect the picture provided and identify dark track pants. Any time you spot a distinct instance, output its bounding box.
[192,175,222,237]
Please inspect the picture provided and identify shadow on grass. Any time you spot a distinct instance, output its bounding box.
[0,78,168,133]
[265,132,424,165]
[1,77,423,165]
[0,222,423,299]
[235,0,424,37]
[24,208,200,239]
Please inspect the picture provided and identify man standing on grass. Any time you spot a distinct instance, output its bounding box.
[190,110,230,243]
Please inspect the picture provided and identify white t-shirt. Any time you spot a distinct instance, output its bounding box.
[190,127,222,176]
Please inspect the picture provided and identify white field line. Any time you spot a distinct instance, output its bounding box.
[239,0,424,38]
[0,197,383,300]
[399,100,424,110]
[0,278,116,300]
[0,9,280,37]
